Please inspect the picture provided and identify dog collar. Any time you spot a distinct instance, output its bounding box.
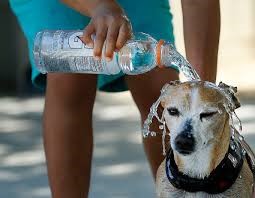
[165,139,244,194]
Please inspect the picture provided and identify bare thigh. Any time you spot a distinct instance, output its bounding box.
[45,73,97,113]
[44,73,98,160]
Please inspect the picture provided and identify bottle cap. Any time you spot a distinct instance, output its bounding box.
[156,39,165,68]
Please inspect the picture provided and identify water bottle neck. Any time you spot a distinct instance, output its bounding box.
[158,41,201,80]
[156,41,175,68]
[156,39,165,68]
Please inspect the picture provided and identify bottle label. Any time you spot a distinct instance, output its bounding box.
[65,32,94,57]
[38,31,120,74]
[68,32,85,49]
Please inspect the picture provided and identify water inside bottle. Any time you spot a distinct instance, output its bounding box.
[118,34,157,75]
[118,33,201,78]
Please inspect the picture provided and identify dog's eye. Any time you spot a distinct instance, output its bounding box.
[200,112,217,121]
[167,107,180,116]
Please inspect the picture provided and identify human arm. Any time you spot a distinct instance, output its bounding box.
[181,0,221,82]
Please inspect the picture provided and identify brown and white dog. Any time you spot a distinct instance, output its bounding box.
[155,81,254,198]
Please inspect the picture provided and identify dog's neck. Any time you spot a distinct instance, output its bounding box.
[173,122,230,179]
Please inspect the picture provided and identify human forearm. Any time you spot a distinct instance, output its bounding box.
[181,0,220,82]
[60,0,121,17]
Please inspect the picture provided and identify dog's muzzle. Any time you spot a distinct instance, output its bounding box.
[175,132,195,155]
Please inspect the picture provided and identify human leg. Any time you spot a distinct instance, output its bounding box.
[43,73,97,198]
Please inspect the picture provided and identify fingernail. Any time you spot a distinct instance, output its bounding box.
[106,57,112,62]
[94,56,101,61]
[87,42,94,48]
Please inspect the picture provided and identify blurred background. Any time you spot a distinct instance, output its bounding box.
[0,0,254,197]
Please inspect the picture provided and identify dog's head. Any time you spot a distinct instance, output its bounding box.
[160,81,239,156]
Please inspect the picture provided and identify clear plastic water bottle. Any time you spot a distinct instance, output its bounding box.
[33,30,200,80]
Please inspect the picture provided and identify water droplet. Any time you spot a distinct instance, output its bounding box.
[230,143,236,150]
[144,120,149,125]
[159,125,164,130]
[150,132,157,137]
[239,135,244,141]
[218,109,223,114]
[239,175,242,179]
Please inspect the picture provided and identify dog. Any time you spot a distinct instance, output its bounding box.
[154,81,254,198]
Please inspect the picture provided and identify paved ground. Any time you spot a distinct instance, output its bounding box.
[0,93,153,198]
[0,91,255,198]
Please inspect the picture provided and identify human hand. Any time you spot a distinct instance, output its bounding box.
[80,1,132,61]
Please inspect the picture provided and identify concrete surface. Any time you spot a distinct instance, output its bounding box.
[0,93,153,198]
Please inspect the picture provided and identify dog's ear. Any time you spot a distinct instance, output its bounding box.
[169,80,181,86]
[218,82,241,110]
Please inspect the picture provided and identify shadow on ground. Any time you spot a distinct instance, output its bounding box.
[0,94,155,198]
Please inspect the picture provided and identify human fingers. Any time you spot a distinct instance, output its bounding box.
[82,22,95,47]
[116,21,132,51]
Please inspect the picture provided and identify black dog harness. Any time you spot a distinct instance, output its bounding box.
[165,139,244,194]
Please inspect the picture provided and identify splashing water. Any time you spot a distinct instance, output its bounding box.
[161,43,201,81]
[142,83,176,155]
[143,79,255,170]
[142,42,202,155]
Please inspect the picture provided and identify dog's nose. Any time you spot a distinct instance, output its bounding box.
[175,132,195,155]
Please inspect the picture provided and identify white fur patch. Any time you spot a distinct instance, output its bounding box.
[174,145,213,178]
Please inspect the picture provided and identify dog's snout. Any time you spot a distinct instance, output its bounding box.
[175,132,195,155]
